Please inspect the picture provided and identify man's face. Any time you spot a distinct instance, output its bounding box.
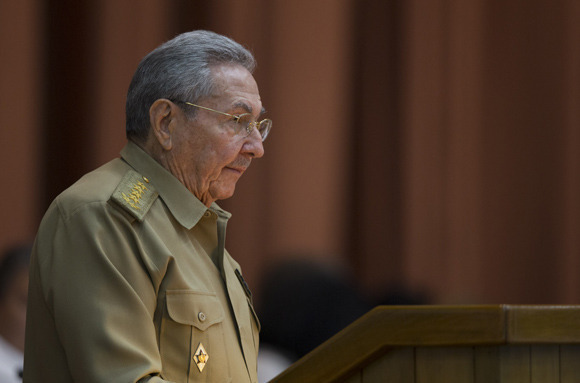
[168,64,265,206]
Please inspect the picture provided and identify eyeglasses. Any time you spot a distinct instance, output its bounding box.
[176,101,272,141]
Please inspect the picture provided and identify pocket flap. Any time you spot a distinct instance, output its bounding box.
[166,290,224,331]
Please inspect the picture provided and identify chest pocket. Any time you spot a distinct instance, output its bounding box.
[161,290,230,382]
[166,291,224,330]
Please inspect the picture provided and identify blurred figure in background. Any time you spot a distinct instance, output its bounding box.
[256,257,370,382]
[0,244,31,383]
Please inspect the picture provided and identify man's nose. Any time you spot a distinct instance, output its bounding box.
[243,129,265,158]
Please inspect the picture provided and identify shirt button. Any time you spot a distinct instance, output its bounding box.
[198,312,207,322]
[204,211,211,218]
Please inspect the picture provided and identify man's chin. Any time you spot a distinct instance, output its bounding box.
[209,184,237,202]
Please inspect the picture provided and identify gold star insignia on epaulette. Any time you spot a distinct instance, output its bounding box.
[111,170,158,221]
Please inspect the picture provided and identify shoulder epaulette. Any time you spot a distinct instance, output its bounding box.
[111,170,158,221]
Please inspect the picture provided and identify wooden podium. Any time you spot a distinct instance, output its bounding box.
[269,305,580,383]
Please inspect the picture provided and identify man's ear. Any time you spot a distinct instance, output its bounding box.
[149,99,178,150]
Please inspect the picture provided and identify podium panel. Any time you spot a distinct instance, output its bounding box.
[270,305,580,383]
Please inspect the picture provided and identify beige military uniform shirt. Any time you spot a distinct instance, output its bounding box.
[24,141,260,383]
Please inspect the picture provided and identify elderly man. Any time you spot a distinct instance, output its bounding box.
[24,30,271,383]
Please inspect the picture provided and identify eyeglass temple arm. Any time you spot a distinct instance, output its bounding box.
[183,101,239,120]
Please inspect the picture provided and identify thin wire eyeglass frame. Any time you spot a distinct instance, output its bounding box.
[177,101,272,141]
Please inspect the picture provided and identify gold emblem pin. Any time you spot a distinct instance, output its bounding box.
[194,343,209,372]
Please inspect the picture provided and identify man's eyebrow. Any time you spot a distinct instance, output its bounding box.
[232,102,267,117]
[232,101,253,114]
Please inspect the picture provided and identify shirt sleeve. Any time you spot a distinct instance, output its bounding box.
[35,200,172,383]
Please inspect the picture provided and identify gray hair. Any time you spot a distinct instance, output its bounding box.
[126,30,256,141]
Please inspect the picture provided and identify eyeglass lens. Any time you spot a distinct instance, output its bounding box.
[236,114,272,141]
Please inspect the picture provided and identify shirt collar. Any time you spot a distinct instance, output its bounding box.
[120,140,231,229]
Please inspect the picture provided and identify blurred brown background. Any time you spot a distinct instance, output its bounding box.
[1,0,579,305]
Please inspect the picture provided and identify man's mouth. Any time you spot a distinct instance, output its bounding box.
[226,159,251,175]
[225,166,246,175]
